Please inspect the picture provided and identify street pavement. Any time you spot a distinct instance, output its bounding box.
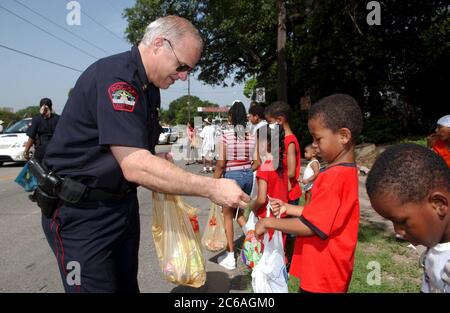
[0,145,248,293]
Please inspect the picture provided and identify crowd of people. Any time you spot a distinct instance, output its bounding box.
[18,14,449,293]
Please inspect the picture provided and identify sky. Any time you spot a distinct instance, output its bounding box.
[0,0,249,114]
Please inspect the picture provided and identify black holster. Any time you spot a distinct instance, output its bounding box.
[28,158,62,218]
[27,158,132,217]
[35,187,60,218]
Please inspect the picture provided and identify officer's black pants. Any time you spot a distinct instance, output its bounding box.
[42,191,140,293]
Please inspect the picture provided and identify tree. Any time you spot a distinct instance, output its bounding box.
[162,95,219,125]
[0,110,19,129]
[123,0,449,143]
[15,106,40,118]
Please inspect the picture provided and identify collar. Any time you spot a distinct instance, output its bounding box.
[131,45,151,91]
[320,162,357,173]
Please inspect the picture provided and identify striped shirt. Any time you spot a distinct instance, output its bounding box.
[222,129,256,171]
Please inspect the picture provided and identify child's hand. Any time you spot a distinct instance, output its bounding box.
[268,197,286,217]
[301,178,308,185]
[255,219,268,236]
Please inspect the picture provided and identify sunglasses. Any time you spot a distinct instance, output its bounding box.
[164,38,193,73]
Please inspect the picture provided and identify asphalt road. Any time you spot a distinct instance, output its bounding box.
[0,145,248,293]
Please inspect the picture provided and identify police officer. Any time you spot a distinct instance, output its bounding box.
[42,15,249,293]
[24,98,59,162]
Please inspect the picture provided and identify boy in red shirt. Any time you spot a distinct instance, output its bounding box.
[256,94,363,293]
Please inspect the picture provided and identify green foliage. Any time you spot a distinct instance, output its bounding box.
[360,116,402,144]
[15,106,40,119]
[0,110,19,129]
[163,95,219,125]
[123,0,449,144]
[243,78,258,100]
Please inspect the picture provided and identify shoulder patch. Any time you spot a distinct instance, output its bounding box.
[108,82,138,112]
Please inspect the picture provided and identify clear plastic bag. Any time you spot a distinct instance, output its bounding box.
[152,192,206,288]
[174,196,201,243]
[251,203,288,293]
[201,202,227,252]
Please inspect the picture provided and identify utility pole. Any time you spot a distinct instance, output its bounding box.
[277,0,287,102]
[187,73,191,122]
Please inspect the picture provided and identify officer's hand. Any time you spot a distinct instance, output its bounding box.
[210,178,250,209]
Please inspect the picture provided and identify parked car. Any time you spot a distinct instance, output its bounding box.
[158,126,179,144]
[0,118,33,166]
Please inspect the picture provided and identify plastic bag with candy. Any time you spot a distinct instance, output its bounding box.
[174,196,201,243]
[241,211,264,269]
[152,192,206,288]
[201,203,227,252]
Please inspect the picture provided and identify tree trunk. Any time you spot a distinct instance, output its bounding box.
[277,0,288,102]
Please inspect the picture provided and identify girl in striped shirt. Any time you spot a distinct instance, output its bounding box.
[214,100,260,270]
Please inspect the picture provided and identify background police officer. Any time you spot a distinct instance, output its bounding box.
[24,98,59,162]
[42,15,249,293]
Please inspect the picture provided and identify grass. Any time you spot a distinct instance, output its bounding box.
[285,223,422,293]
[347,223,422,293]
[398,136,427,147]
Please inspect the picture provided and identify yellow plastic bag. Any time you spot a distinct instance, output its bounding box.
[152,192,206,288]
[174,196,201,243]
[201,203,227,252]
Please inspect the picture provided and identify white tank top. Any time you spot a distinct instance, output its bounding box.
[303,159,320,181]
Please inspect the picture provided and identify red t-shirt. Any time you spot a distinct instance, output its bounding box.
[255,160,289,219]
[432,140,450,168]
[283,134,301,201]
[289,163,360,292]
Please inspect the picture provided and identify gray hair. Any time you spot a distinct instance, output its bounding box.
[141,15,203,50]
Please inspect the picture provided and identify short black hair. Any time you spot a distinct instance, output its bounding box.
[366,144,450,204]
[309,94,363,143]
[39,98,53,109]
[248,103,265,119]
[264,101,292,122]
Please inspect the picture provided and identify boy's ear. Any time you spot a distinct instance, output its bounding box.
[338,128,352,145]
[430,191,449,218]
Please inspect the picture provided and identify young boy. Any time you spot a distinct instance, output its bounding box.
[366,144,450,293]
[256,94,363,293]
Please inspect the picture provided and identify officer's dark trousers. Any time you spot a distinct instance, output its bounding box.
[42,191,140,293]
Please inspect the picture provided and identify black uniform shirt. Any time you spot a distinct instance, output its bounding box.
[26,113,59,161]
[44,46,161,192]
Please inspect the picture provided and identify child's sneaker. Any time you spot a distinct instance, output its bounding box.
[217,252,236,270]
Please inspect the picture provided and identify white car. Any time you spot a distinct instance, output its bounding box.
[0,118,33,166]
[158,126,179,144]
